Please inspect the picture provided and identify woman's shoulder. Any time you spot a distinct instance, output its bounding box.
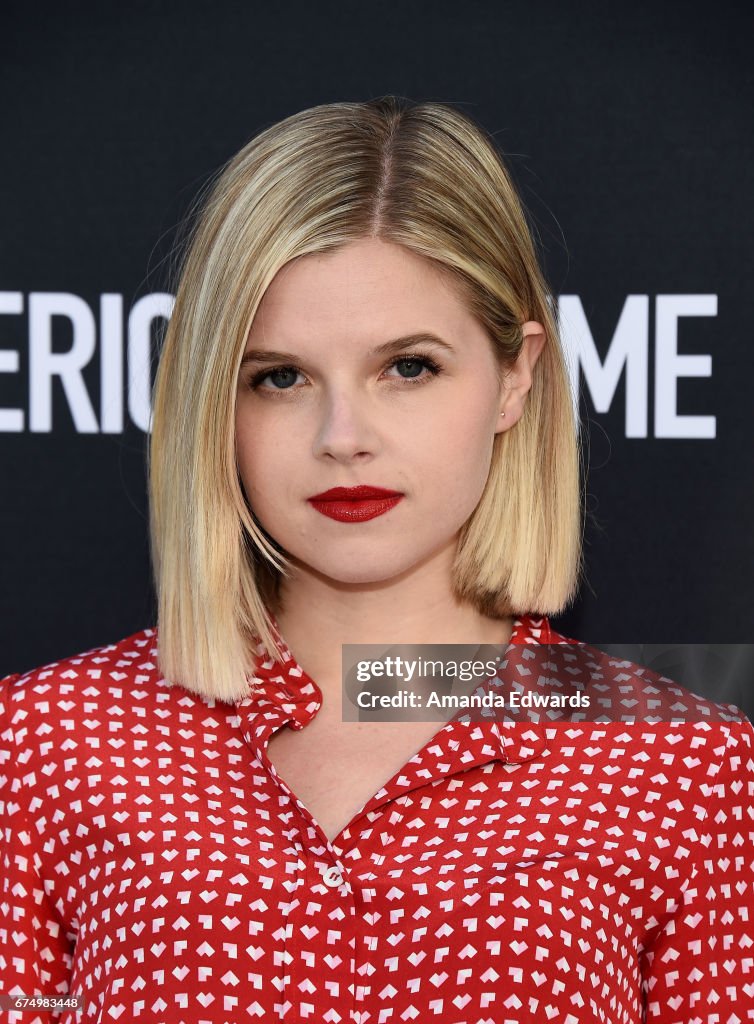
[0,627,187,743]
[540,624,754,825]
[2,626,160,690]
[543,620,752,730]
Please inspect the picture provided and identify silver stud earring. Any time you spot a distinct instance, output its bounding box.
[499,411,506,417]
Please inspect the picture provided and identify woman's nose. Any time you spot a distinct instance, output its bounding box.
[311,389,379,461]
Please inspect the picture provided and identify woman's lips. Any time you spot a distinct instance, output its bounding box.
[307,485,404,523]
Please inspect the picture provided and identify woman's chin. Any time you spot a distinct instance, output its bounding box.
[290,552,431,590]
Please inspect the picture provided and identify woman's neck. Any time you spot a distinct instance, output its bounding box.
[269,561,513,698]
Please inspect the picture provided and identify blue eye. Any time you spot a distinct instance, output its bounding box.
[266,367,299,389]
[391,358,425,378]
[250,366,302,390]
[385,355,442,381]
[246,353,443,395]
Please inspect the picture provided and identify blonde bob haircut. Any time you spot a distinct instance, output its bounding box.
[149,96,585,704]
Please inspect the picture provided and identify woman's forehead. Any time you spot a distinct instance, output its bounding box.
[248,239,472,342]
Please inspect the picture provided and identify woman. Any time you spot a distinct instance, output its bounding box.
[1,97,752,1024]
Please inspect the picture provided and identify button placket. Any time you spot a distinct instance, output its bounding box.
[320,862,354,895]
[322,864,344,888]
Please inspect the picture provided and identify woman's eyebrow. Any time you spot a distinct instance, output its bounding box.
[239,333,455,367]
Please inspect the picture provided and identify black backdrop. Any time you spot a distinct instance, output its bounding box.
[2,1,752,710]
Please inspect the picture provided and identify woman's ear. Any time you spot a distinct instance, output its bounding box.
[495,321,546,432]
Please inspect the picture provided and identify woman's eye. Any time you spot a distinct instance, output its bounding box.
[247,355,441,394]
[385,356,441,380]
[252,366,302,390]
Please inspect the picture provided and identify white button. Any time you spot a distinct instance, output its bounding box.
[321,865,344,888]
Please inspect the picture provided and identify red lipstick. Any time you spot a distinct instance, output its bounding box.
[307,485,404,523]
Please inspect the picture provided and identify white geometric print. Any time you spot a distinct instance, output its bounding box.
[1,616,753,1023]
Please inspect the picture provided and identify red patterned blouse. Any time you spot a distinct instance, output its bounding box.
[1,616,753,1024]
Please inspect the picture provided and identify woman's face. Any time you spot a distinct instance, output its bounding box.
[235,237,538,590]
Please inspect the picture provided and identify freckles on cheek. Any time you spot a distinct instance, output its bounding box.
[426,386,496,433]
[236,416,283,471]
[420,408,490,459]
[430,416,496,500]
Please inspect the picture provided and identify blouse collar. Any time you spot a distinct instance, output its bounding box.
[238,613,557,767]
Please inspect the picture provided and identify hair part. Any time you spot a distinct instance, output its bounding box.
[148,96,585,704]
